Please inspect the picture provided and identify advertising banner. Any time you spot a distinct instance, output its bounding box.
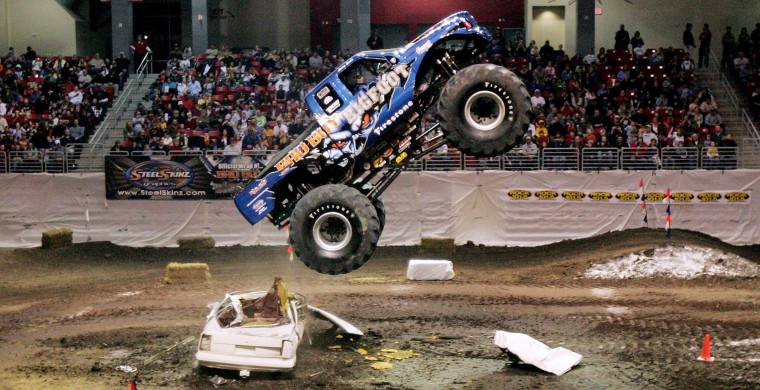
[505,189,751,204]
[105,154,266,199]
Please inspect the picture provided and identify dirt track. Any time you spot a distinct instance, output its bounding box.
[0,228,759,389]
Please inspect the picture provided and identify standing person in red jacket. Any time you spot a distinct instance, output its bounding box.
[129,35,152,72]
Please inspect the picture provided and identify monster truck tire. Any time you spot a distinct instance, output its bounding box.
[437,64,531,157]
[373,198,386,232]
[290,184,381,275]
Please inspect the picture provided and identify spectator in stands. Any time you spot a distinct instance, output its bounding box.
[683,23,696,54]
[703,108,722,126]
[631,31,644,50]
[721,26,736,69]
[614,25,630,50]
[698,24,712,68]
[583,49,598,65]
[88,53,105,68]
[486,38,504,58]
[24,46,37,66]
[308,52,323,69]
[68,86,83,105]
[539,40,554,60]
[530,89,546,110]
[367,31,384,50]
[129,35,152,72]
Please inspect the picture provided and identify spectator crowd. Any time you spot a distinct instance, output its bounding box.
[115,44,355,155]
[0,45,121,169]
[484,25,742,168]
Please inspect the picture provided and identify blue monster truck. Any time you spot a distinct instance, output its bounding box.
[235,11,531,274]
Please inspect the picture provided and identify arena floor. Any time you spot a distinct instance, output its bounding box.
[0,229,758,389]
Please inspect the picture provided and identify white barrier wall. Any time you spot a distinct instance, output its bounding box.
[0,171,758,248]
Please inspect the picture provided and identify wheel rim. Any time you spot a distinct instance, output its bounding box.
[464,90,506,132]
[312,211,352,251]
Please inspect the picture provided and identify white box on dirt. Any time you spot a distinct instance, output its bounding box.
[407,259,455,281]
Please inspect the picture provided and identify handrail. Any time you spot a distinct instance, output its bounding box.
[708,51,740,114]
[89,52,154,146]
[741,109,760,143]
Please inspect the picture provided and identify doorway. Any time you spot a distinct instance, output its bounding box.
[133,1,182,72]
[531,6,565,58]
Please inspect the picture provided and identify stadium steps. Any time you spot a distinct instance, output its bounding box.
[80,73,159,171]
[98,73,160,148]
[695,69,759,168]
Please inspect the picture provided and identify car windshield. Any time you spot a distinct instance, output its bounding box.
[338,59,390,95]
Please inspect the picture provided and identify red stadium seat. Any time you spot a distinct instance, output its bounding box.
[207,130,221,139]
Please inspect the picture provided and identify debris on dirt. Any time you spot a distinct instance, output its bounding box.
[328,345,342,350]
[494,331,582,376]
[370,362,394,370]
[209,374,234,386]
[115,365,137,373]
[378,349,417,360]
[90,362,102,372]
[116,291,142,297]
[309,305,364,336]
[357,348,368,355]
[584,245,760,279]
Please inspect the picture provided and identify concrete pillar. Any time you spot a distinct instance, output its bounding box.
[111,0,133,66]
[340,0,370,54]
[576,0,595,57]
[192,0,209,55]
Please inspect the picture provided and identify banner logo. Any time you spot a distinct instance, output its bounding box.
[671,192,695,202]
[616,192,640,201]
[697,192,721,202]
[588,192,613,201]
[508,189,531,200]
[126,161,194,190]
[534,190,559,200]
[562,191,586,201]
[724,192,750,202]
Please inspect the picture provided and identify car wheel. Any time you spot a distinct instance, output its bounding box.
[290,184,381,275]
[437,64,531,157]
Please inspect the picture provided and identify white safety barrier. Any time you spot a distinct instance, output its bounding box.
[0,170,757,247]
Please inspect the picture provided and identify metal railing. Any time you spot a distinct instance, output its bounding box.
[8,151,44,173]
[542,148,579,170]
[661,147,699,170]
[502,149,540,170]
[741,138,760,169]
[582,148,619,170]
[620,147,660,170]
[1,146,756,174]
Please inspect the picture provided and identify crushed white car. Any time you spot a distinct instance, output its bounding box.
[196,277,362,373]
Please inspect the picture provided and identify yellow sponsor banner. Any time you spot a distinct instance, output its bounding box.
[506,190,750,204]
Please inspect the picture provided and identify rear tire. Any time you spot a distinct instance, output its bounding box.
[373,198,386,233]
[289,185,381,275]
[437,64,531,157]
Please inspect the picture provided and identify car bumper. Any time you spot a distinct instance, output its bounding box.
[196,351,296,372]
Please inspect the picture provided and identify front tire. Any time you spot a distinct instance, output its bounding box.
[289,185,381,275]
[437,64,531,157]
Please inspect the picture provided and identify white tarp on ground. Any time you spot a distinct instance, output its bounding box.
[494,331,583,376]
[0,170,758,248]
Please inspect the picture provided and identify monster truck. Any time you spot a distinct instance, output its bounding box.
[235,11,531,274]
